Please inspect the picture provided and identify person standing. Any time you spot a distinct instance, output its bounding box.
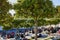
[15,33,20,40]
[0,35,3,40]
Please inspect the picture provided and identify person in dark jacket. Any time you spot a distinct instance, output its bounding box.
[15,33,20,40]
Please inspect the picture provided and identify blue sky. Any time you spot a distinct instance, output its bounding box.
[52,0,60,6]
[0,26,2,30]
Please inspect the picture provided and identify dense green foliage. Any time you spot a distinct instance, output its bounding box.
[14,0,57,27]
[0,0,60,30]
[0,0,13,30]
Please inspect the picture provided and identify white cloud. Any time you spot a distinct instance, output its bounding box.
[7,0,17,5]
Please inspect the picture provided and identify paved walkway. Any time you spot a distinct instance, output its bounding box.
[0,38,15,40]
[0,38,52,40]
[32,38,52,40]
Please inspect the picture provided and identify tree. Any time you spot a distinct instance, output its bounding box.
[54,6,60,18]
[0,0,13,30]
[14,0,56,40]
[1,14,13,30]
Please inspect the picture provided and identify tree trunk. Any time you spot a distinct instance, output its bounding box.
[55,24,56,27]
[34,25,37,40]
[34,17,38,40]
[50,24,51,27]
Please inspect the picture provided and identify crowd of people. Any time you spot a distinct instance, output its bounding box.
[0,26,60,40]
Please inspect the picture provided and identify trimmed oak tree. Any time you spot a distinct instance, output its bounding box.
[14,0,56,40]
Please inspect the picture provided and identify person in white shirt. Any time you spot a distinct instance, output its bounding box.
[0,35,3,40]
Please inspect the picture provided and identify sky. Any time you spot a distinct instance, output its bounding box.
[0,26,3,30]
[9,9,15,16]
[52,0,60,6]
[7,0,17,5]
